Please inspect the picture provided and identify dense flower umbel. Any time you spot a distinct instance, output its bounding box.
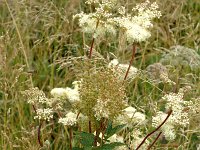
[77,67,127,121]
[115,106,146,126]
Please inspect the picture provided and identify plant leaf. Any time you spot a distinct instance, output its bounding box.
[74,131,95,147]
[105,123,126,140]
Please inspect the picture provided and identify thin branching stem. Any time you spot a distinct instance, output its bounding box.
[147,131,162,150]
[136,110,172,150]
[88,19,99,58]
[124,44,137,80]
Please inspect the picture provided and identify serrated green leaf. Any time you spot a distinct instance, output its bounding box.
[74,131,95,147]
[105,123,126,140]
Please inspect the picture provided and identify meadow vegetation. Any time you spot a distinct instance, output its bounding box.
[0,0,199,149]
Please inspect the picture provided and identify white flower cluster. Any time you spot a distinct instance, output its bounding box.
[74,0,117,38]
[152,90,190,141]
[115,106,146,126]
[114,0,161,43]
[152,111,176,140]
[108,59,138,80]
[34,108,53,121]
[50,81,81,104]
[75,0,161,42]
[58,112,77,126]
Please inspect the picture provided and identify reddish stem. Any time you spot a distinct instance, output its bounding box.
[89,38,95,59]
[136,110,172,150]
[89,120,92,133]
[147,131,162,150]
[88,19,99,59]
[124,44,137,80]
[32,105,37,113]
[38,121,43,147]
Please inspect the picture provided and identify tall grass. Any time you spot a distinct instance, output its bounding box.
[0,0,199,149]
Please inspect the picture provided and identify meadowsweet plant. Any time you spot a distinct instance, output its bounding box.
[21,0,199,149]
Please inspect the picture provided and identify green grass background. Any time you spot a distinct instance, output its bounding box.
[0,0,199,149]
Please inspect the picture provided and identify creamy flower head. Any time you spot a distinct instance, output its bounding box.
[113,0,161,43]
[108,59,119,67]
[123,106,136,118]
[123,106,146,124]
[133,112,146,123]
[51,80,81,103]
[65,87,80,103]
[58,112,77,126]
[50,88,67,98]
